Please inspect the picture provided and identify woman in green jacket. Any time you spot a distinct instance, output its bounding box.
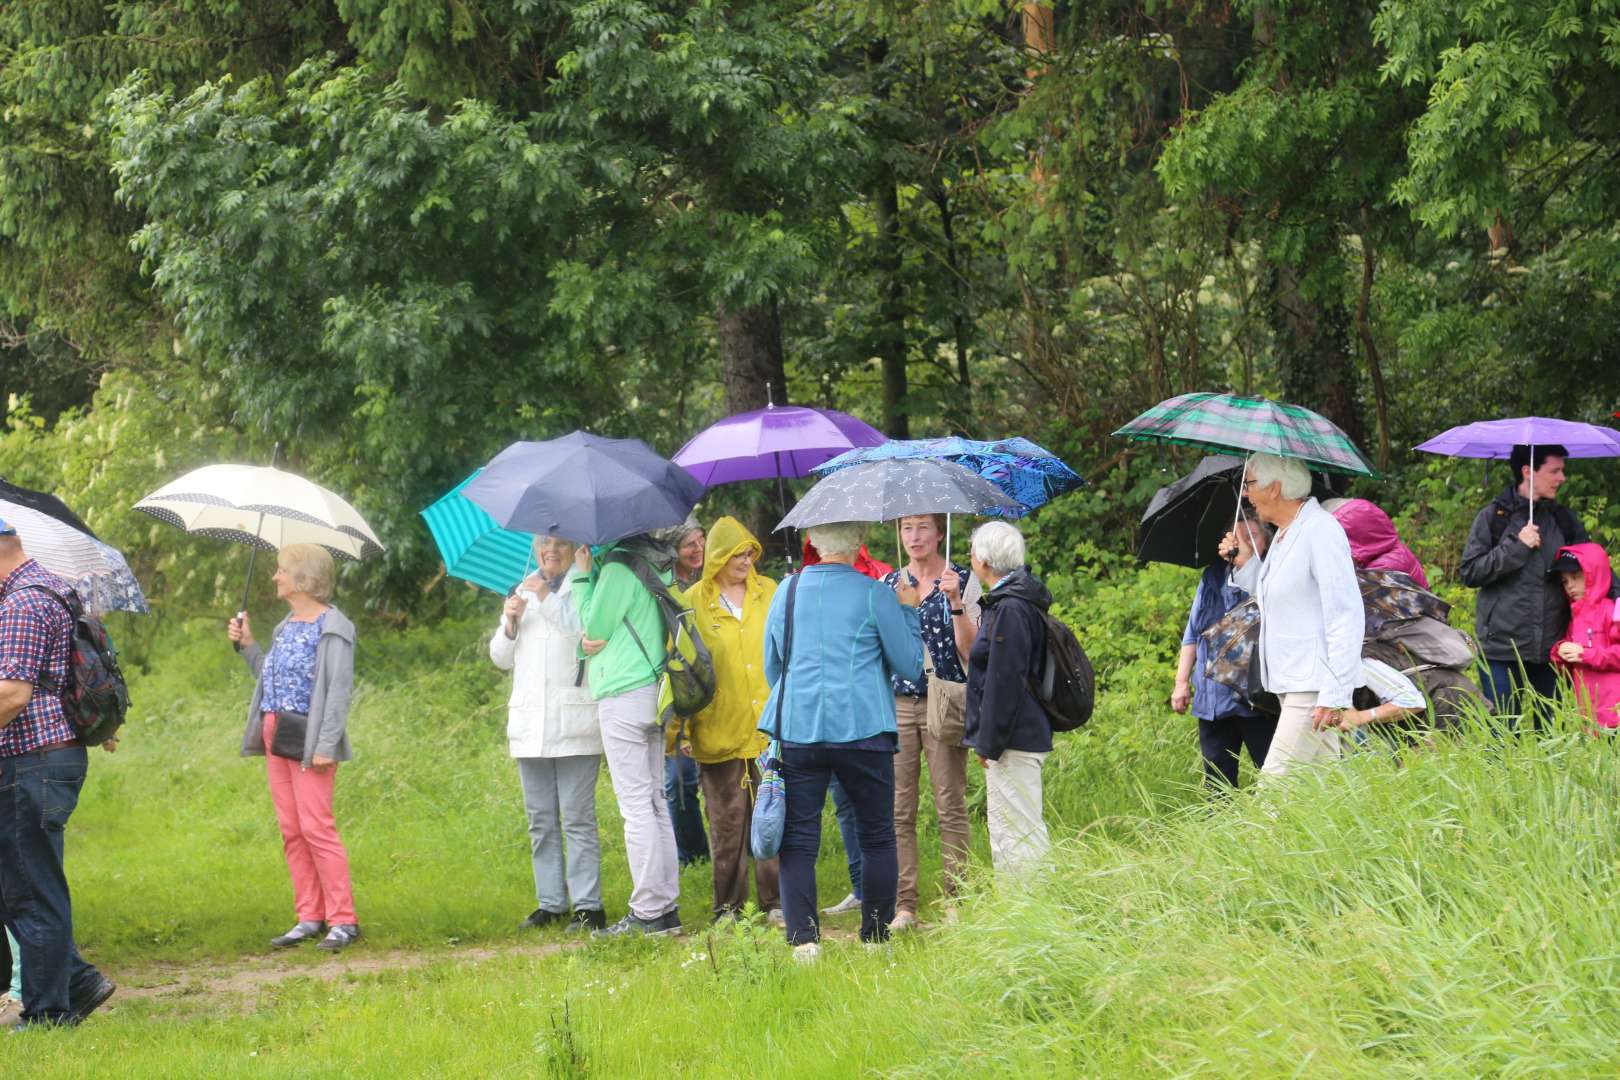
[571,531,683,937]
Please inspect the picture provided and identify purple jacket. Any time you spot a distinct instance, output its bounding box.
[1331,499,1429,588]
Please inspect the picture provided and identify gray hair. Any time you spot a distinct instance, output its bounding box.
[1248,453,1311,500]
[970,521,1025,575]
[805,521,867,559]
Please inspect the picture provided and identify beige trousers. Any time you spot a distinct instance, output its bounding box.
[985,749,1048,874]
[1261,691,1341,779]
[893,694,970,913]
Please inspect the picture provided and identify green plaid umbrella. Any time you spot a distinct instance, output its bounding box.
[1112,392,1378,477]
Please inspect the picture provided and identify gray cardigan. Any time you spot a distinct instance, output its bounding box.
[239,607,357,767]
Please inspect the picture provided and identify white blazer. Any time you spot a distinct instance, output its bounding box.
[488,577,602,758]
[1233,497,1364,709]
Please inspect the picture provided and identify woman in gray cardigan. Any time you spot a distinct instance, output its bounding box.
[227,543,361,952]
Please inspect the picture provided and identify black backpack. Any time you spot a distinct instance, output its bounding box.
[603,551,718,719]
[22,585,131,746]
[1029,609,1095,732]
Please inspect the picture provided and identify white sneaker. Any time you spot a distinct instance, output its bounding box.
[793,942,820,964]
[887,910,918,932]
[822,893,861,915]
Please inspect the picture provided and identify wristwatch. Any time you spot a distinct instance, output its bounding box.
[950,607,965,616]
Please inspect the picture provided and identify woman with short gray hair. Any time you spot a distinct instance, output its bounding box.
[1221,452,1363,779]
[964,522,1053,873]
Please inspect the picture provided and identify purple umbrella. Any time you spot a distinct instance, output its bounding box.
[674,404,887,485]
[1416,416,1620,525]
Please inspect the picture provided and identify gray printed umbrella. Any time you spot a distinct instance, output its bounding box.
[775,458,1018,530]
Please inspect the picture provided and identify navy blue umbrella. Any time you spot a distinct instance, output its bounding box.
[464,432,706,545]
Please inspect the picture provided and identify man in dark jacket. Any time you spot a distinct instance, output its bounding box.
[1459,443,1584,726]
[964,522,1052,874]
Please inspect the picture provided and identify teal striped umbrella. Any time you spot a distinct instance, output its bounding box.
[1113,392,1377,477]
[421,471,533,594]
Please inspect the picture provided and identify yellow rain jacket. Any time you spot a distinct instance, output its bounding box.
[676,516,777,764]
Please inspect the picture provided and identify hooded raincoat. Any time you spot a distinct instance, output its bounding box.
[681,517,777,763]
[1331,499,1429,588]
[1549,543,1620,728]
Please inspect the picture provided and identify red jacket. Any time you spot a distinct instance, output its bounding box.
[801,539,892,581]
[1550,543,1620,728]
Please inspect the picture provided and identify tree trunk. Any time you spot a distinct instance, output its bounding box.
[717,299,786,414]
[873,174,909,438]
[1354,222,1391,472]
[932,187,972,429]
[1269,262,1366,450]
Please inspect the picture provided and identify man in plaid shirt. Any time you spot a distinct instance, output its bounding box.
[0,517,114,1029]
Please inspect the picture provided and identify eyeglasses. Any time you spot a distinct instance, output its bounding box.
[1241,477,1257,488]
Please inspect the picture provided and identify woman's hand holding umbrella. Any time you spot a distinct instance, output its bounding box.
[228,612,255,650]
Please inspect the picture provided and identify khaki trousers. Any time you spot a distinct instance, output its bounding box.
[985,750,1048,874]
[893,694,970,913]
[1261,691,1341,780]
[698,757,780,917]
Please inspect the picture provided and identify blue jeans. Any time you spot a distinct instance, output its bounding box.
[0,745,102,1024]
[1480,659,1559,731]
[779,746,896,945]
[829,776,861,900]
[664,755,709,866]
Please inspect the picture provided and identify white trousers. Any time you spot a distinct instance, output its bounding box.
[1261,691,1341,779]
[597,685,680,920]
[985,750,1049,874]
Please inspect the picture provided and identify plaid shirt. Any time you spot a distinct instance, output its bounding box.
[0,559,76,755]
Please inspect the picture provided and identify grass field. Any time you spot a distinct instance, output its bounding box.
[5,610,1619,1077]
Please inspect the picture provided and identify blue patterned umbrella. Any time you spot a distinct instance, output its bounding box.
[421,471,535,594]
[811,436,1084,518]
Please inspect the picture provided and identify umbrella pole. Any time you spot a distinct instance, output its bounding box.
[946,513,952,563]
[1528,440,1535,529]
[233,442,282,652]
[775,452,794,567]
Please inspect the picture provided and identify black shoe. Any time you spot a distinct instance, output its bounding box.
[521,908,569,931]
[271,921,327,948]
[592,910,681,939]
[568,908,607,933]
[315,923,361,952]
[68,975,116,1024]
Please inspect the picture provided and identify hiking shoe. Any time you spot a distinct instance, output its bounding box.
[767,908,786,929]
[270,921,327,949]
[822,893,861,915]
[0,998,20,1028]
[315,924,362,952]
[792,942,821,964]
[593,911,681,940]
[568,908,607,933]
[521,908,568,931]
[67,975,116,1024]
[887,910,918,933]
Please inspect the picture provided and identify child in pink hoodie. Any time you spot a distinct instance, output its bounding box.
[1549,543,1620,729]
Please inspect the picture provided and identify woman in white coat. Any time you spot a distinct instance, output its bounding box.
[490,536,606,931]
[1222,453,1364,779]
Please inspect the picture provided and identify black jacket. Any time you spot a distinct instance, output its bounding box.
[1459,485,1586,663]
[965,569,1054,760]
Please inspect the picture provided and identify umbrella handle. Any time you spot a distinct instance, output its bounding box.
[233,441,283,653]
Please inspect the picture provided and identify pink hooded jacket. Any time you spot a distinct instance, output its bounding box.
[1549,543,1620,728]
[1330,499,1430,588]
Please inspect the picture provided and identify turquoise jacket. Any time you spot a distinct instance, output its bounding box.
[570,547,670,701]
[760,563,924,745]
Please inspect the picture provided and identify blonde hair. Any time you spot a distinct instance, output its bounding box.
[278,543,336,601]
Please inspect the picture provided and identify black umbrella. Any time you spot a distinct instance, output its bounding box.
[1136,455,1338,567]
[0,477,98,539]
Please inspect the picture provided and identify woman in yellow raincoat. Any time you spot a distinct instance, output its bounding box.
[679,516,781,923]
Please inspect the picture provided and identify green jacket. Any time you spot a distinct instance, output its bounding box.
[570,548,671,701]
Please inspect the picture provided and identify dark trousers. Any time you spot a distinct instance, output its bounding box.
[1198,712,1277,789]
[779,745,896,945]
[829,776,861,900]
[698,758,779,917]
[1480,660,1560,730]
[663,754,709,865]
[0,745,101,1024]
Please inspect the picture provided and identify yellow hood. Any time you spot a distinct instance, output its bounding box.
[698,516,763,591]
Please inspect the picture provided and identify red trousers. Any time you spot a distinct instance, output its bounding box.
[263,713,356,924]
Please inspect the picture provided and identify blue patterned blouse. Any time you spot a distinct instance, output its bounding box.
[260,613,327,715]
[881,563,971,696]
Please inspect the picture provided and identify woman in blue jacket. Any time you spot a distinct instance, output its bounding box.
[761,521,923,961]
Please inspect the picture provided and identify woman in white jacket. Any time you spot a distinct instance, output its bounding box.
[1222,453,1364,779]
[490,536,606,931]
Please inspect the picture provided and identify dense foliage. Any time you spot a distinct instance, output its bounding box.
[2,0,1618,610]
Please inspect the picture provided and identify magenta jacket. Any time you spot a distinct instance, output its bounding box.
[1550,543,1620,729]
[1330,499,1429,588]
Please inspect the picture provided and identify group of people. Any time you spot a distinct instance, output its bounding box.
[2,442,1616,1026]
[1172,445,1619,791]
